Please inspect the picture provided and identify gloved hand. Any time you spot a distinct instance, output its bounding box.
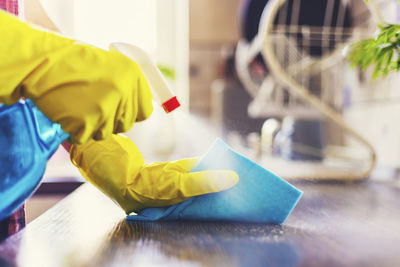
[0,11,153,144]
[69,135,239,214]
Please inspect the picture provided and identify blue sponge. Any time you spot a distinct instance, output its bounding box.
[127,139,302,224]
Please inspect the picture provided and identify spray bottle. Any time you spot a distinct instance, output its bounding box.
[0,44,181,220]
[109,43,181,113]
[0,99,69,221]
[110,43,181,157]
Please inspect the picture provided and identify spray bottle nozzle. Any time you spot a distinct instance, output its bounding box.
[109,43,181,114]
[162,96,180,113]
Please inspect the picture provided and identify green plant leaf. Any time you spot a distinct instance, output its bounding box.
[347,24,400,79]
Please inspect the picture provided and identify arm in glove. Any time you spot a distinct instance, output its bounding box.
[0,11,153,144]
[70,135,239,214]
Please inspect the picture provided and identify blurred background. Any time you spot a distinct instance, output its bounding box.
[25,0,400,221]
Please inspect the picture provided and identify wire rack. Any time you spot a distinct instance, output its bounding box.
[235,0,390,180]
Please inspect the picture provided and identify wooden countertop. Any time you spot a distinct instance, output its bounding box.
[0,180,399,267]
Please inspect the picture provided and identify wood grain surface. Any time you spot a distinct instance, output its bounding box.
[0,180,399,267]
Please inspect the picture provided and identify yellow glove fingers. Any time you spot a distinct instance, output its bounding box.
[70,134,239,215]
[179,170,239,197]
[33,81,120,143]
[0,11,154,144]
[24,47,153,143]
[160,157,201,172]
[124,168,238,213]
[128,157,201,197]
[134,161,239,200]
[158,158,239,198]
[140,157,239,197]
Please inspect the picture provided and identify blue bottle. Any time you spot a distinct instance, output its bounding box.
[0,99,69,221]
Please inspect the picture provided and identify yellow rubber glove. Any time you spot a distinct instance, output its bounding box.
[0,11,153,144]
[70,135,239,214]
